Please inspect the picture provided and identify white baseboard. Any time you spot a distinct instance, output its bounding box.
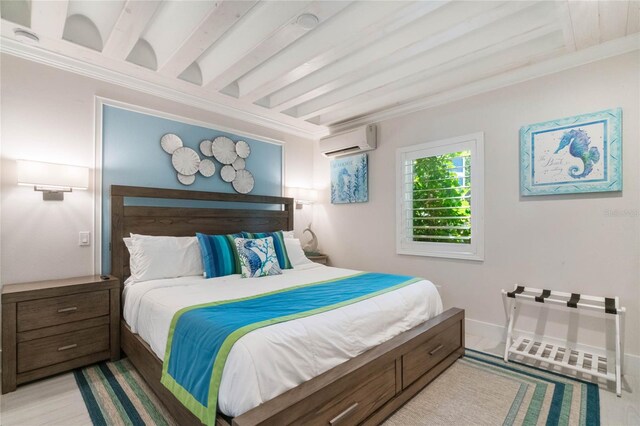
[465,317,640,377]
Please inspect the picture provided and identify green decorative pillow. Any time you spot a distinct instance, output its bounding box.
[242,231,292,270]
[196,233,243,278]
[235,237,282,278]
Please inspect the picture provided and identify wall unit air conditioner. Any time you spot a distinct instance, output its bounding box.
[319,125,377,157]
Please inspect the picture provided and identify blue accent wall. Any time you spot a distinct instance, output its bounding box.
[101,104,283,273]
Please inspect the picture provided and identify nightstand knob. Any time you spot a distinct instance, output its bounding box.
[57,344,78,351]
[57,307,78,313]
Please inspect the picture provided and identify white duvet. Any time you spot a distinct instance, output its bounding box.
[123,263,443,417]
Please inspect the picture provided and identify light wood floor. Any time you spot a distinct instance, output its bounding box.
[1,333,638,425]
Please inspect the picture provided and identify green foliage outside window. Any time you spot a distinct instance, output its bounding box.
[412,151,471,244]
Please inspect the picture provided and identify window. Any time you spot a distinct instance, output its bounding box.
[396,132,484,260]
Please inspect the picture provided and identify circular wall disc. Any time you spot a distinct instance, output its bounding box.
[177,173,195,185]
[235,140,251,158]
[200,140,213,157]
[220,165,236,182]
[232,157,246,170]
[232,169,255,194]
[161,133,183,154]
[212,136,238,164]
[172,147,200,175]
[199,159,216,177]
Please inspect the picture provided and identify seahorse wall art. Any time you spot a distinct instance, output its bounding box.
[554,128,601,179]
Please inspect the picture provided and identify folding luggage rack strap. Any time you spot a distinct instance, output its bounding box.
[501,284,626,397]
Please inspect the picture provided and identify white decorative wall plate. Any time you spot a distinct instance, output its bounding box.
[160,133,183,154]
[177,173,195,185]
[212,136,238,164]
[232,169,255,194]
[198,159,216,177]
[232,157,246,170]
[220,165,236,182]
[236,140,251,159]
[172,147,200,175]
[199,140,213,157]
[161,133,256,190]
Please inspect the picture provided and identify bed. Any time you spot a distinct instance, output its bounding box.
[111,185,464,426]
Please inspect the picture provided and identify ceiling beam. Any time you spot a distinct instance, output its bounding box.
[197,1,314,90]
[267,0,457,111]
[158,0,258,78]
[555,0,575,51]
[627,0,639,35]
[0,21,327,139]
[30,0,69,39]
[599,0,629,42]
[326,33,640,132]
[291,1,548,120]
[236,1,435,103]
[568,0,600,50]
[204,1,351,92]
[313,32,565,126]
[102,0,161,59]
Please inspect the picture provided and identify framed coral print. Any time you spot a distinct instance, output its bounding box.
[330,153,368,204]
[520,108,622,196]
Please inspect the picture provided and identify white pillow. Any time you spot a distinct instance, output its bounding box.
[284,238,312,267]
[282,230,294,239]
[127,234,203,283]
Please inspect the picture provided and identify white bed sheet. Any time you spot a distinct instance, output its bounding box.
[123,264,443,417]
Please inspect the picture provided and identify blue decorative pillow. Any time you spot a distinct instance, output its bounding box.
[235,237,282,278]
[196,233,243,278]
[242,231,292,270]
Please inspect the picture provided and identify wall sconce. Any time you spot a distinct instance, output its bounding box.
[286,187,318,209]
[17,160,89,201]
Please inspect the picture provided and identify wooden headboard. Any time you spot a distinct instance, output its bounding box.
[110,185,294,284]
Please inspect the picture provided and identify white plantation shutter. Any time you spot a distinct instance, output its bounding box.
[396,133,484,261]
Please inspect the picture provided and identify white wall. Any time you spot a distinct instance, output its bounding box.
[0,54,314,285]
[313,52,640,356]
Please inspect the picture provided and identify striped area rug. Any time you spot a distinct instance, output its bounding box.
[74,350,600,426]
[73,359,177,426]
[384,349,600,426]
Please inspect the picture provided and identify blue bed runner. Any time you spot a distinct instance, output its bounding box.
[160,272,421,424]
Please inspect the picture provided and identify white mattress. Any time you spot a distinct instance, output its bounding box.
[123,263,443,417]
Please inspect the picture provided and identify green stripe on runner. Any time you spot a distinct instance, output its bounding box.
[114,361,169,426]
[503,382,528,426]
[580,383,588,426]
[558,382,574,426]
[92,365,131,426]
[83,367,117,426]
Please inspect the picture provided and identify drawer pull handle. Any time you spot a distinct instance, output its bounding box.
[429,344,444,356]
[57,307,78,313]
[329,402,358,425]
[58,344,78,351]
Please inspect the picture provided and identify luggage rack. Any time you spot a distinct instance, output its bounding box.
[501,285,626,396]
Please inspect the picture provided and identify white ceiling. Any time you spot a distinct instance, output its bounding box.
[1,1,639,139]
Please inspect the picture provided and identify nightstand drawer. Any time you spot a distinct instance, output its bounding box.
[17,290,109,332]
[17,325,109,373]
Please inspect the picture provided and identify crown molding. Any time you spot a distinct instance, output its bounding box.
[0,36,329,141]
[329,33,640,133]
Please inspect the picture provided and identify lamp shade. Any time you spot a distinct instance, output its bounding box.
[17,160,89,190]
[286,187,318,204]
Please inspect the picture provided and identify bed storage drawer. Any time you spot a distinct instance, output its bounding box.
[292,361,396,426]
[17,325,110,373]
[402,321,462,388]
[16,290,109,332]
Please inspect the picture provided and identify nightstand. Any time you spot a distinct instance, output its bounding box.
[306,254,329,265]
[1,275,120,394]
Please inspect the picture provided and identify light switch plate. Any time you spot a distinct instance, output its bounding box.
[79,231,91,246]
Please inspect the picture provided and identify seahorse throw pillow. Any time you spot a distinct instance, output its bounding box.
[235,237,282,278]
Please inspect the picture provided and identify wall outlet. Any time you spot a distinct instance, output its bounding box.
[79,231,91,246]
